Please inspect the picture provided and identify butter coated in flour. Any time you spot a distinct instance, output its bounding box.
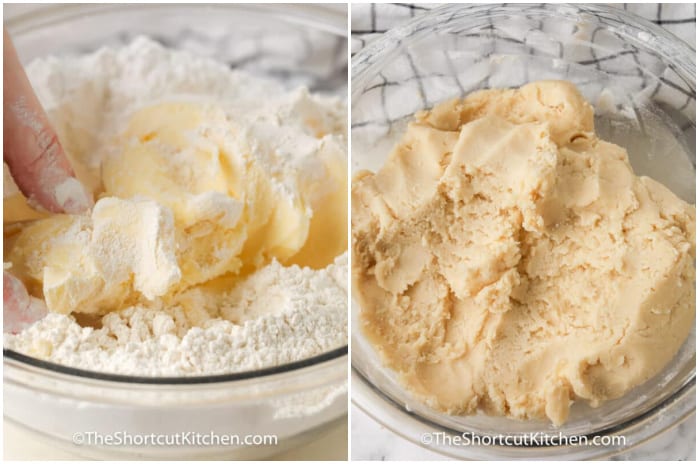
[4,37,348,376]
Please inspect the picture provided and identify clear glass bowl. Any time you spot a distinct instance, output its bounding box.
[4,3,347,460]
[351,4,695,460]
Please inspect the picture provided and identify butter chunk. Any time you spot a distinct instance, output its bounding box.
[11,197,181,315]
[5,93,347,317]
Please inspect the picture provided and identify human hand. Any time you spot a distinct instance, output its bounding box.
[4,270,47,334]
[4,30,93,213]
[3,30,93,333]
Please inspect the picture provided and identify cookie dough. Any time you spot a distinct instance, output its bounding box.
[351,81,695,425]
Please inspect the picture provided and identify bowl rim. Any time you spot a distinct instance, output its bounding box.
[5,346,348,385]
[3,2,349,385]
[351,365,695,459]
[4,3,348,38]
[351,3,696,96]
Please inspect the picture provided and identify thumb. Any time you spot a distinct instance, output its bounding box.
[4,271,47,334]
[3,30,93,214]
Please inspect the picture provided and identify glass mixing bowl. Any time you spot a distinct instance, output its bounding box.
[351,4,695,460]
[4,3,348,460]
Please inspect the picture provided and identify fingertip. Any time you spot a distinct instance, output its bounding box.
[3,271,47,334]
[4,270,29,307]
[54,177,94,214]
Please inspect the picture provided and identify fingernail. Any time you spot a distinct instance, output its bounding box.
[54,177,94,214]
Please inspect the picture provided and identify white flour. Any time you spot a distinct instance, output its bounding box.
[4,37,348,376]
[20,36,346,200]
[5,254,347,376]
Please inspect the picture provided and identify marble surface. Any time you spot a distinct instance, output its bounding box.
[351,405,695,461]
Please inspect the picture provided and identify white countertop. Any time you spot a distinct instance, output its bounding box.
[4,417,347,461]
